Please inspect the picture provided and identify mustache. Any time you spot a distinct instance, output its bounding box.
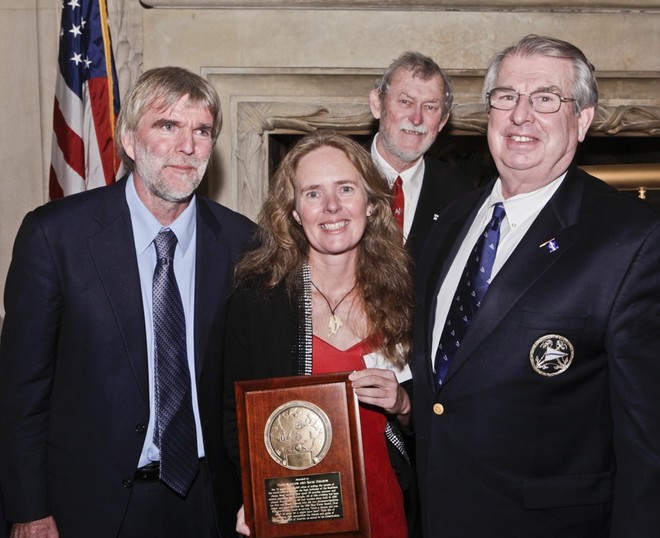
[398,121,429,135]
[163,158,206,168]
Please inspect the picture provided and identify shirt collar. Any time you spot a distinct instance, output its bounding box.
[371,134,424,187]
[487,172,567,229]
[125,174,197,256]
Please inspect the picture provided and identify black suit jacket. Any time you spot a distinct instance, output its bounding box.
[0,179,254,537]
[405,156,473,266]
[411,167,660,537]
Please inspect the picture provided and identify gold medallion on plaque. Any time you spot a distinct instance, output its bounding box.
[264,400,332,469]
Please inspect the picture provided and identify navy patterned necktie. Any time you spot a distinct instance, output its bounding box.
[152,229,198,496]
[434,203,506,388]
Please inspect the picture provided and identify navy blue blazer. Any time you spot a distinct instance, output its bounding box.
[411,166,660,537]
[0,178,254,537]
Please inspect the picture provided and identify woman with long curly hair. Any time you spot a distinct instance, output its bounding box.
[224,131,415,537]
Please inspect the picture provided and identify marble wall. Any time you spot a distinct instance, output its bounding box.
[0,0,658,313]
[0,0,44,316]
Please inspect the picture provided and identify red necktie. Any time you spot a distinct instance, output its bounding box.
[391,176,404,229]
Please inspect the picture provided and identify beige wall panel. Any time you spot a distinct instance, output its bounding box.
[143,8,659,214]
[0,0,46,316]
[143,9,659,72]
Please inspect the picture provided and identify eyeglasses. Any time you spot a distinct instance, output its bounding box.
[487,88,576,114]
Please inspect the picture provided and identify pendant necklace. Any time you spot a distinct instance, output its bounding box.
[311,280,357,338]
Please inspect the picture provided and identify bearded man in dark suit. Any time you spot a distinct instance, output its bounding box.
[412,35,660,537]
[0,67,254,538]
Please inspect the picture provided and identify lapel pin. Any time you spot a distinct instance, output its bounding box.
[530,334,574,376]
[433,213,440,221]
[539,238,559,252]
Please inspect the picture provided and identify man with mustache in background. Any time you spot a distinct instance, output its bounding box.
[369,52,473,538]
[370,52,472,265]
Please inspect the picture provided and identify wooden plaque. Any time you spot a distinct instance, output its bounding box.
[235,372,370,537]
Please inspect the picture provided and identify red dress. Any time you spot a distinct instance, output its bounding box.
[312,336,408,538]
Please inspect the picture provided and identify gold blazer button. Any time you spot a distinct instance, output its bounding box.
[433,403,445,415]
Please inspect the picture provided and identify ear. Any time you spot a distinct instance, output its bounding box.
[121,130,136,161]
[366,204,374,217]
[369,89,382,120]
[437,113,450,133]
[292,210,301,225]
[576,106,595,142]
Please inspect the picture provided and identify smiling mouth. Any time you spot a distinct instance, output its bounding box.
[509,135,536,142]
[401,128,427,136]
[321,221,348,231]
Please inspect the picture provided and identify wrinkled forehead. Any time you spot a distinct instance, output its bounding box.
[389,68,444,94]
[131,97,215,135]
[497,53,575,92]
[146,94,211,116]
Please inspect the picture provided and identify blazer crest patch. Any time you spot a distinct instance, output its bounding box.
[529,334,574,377]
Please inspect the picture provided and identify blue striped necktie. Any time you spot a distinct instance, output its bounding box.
[434,203,506,388]
[152,229,198,496]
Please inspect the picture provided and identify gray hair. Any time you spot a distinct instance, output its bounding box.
[482,34,598,114]
[115,66,222,172]
[375,51,454,119]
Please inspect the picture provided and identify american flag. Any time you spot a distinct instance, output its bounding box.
[50,0,121,199]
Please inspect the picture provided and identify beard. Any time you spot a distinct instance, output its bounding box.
[379,119,434,164]
[134,147,209,203]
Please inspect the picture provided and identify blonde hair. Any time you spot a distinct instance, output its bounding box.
[115,66,221,172]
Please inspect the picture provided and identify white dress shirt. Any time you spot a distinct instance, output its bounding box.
[371,134,425,243]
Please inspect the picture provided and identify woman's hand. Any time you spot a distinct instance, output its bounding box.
[236,505,251,536]
[349,368,411,425]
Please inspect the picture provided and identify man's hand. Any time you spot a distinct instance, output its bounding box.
[349,368,411,425]
[10,516,59,538]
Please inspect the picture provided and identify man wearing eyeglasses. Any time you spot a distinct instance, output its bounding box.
[411,34,660,537]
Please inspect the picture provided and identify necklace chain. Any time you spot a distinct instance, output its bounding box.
[311,280,357,337]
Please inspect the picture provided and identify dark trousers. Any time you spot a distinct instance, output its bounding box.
[0,487,8,538]
[118,460,219,538]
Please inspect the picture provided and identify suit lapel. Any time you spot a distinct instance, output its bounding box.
[442,169,585,385]
[193,198,230,381]
[408,163,436,247]
[417,188,489,391]
[407,158,447,261]
[88,180,149,404]
[86,186,235,401]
